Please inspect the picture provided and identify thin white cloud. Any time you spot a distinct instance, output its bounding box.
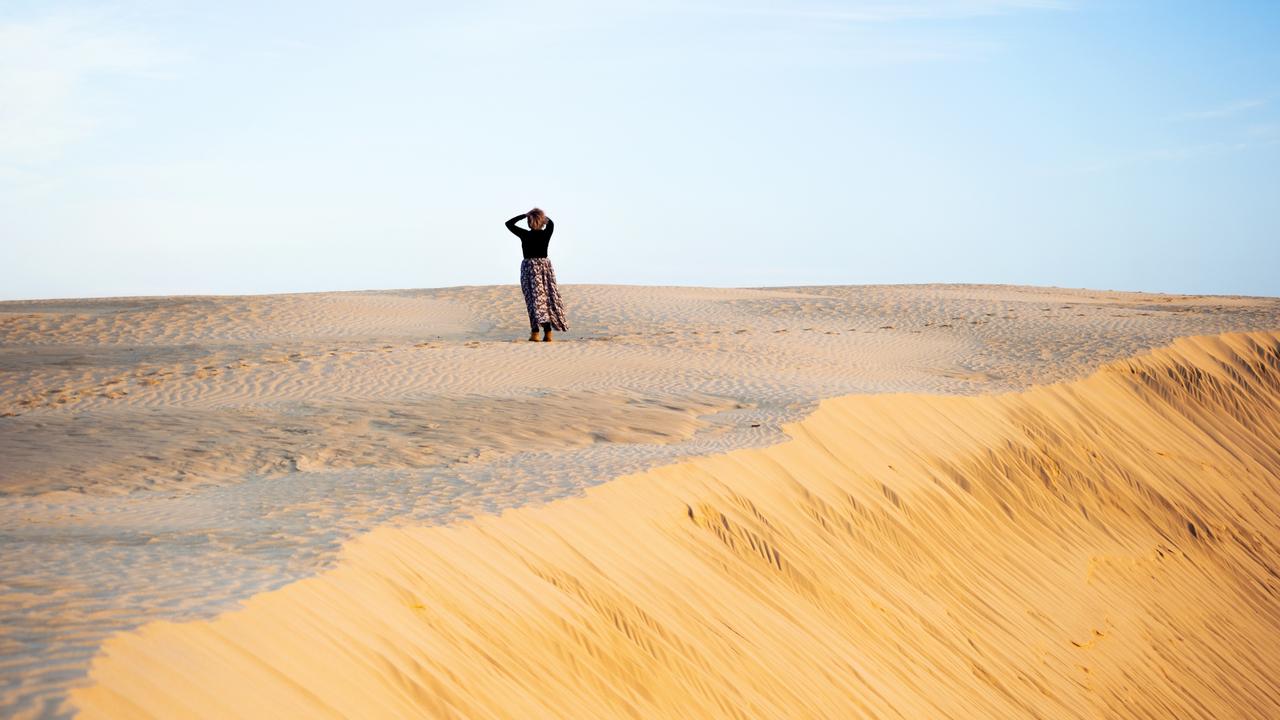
[675,0,1069,23]
[1246,123,1280,141]
[1069,137,1278,175]
[0,9,172,164]
[1178,98,1266,121]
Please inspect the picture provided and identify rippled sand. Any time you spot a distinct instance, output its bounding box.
[2,284,1279,718]
[74,331,1280,719]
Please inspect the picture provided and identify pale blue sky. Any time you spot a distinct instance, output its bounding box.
[2,1,1277,300]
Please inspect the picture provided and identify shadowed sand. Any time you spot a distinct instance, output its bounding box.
[72,331,1280,718]
[3,284,1280,717]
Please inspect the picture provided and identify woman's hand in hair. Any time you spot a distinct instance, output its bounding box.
[505,214,529,234]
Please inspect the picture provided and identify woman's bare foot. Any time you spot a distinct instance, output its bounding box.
[528,331,540,342]
[542,330,554,342]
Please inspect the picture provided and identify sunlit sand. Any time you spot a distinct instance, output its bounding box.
[3,284,1279,718]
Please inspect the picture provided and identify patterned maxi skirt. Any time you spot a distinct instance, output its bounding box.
[519,258,569,333]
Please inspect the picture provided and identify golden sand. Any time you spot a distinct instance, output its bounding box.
[71,331,1280,718]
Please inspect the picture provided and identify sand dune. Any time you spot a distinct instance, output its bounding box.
[7,285,1277,497]
[3,284,1280,718]
[71,331,1280,718]
[2,391,737,496]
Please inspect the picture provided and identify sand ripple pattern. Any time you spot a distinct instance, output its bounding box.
[74,331,1280,719]
[2,284,1279,717]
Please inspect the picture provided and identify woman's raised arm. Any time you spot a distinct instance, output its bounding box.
[505,214,528,237]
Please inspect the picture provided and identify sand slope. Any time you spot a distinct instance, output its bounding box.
[5,284,1279,717]
[72,330,1280,719]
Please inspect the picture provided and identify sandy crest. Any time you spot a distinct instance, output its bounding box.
[1,284,1279,718]
[71,331,1280,719]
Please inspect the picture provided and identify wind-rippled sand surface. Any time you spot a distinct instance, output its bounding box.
[2,284,1279,718]
[73,331,1280,719]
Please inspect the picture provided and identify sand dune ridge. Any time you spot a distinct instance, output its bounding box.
[72,330,1280,718]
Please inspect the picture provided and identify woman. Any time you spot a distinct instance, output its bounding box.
[505,207,569,342]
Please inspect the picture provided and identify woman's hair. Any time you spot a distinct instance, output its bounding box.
[527,207,548,231]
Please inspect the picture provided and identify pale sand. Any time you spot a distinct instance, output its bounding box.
[71,331,1280,718]
[2,284,1279,717]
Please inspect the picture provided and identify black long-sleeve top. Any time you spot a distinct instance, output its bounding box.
[505,215,554,259]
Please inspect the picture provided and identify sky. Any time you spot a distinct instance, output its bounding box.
[1,0,1278,300]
